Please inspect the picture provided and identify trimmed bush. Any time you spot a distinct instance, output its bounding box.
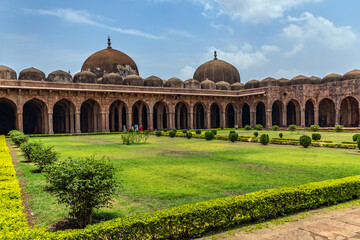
[312,133,321,141]
[254,132,259,137]
[120,132,149,145]
[288,125,297,132]
[244,125,252,130]
[143,130,150,135]
[229,130,235,134]
[229,133,239,142]
[20,141,43,162]
[169,131,176,138]
[300,135,312,148]
[128,128,134,133]
[205,131,215,140]
[272,125,280,131]
[8,130,28,147]
[310,125,320,132]
[335,125,344,132]
[195,129,201,134]
[353,134,360,142]
[163,128,167,132]
[279,133,283,138]
[155,131,162,137]
[260,134,269,145]
[182,129,188,133]
[30,145,58,170]
[186,132,192,139]
[211,129,217,135]
[255,124,263,130]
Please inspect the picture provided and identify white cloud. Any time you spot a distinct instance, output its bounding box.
[261,45,280,53]
[274,68,309,79]
[210,22,234,34]
[180,65,196,79]
[194,0,322,23]
[282,12,357,53]
[166,28,194,38]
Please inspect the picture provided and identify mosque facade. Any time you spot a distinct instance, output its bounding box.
[0,38,359,134]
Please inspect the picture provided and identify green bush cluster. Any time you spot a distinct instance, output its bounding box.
[211,129,217,135]
[205,131,215,140]
[260,134,269,145]
[244,125,252,130]
[182,129,188,133]
[163,128,168,132]
[228,133,239,142]
[8,130,29,147]
[310,125,320,132]
[186,132,192,139]
[335,125,343,132]
[169,130,177,138]
[255,124,263,130]
[272,125,279,131]
[195,129,201,134]
[300,135,312,148]
[30,145,58,170]
[229,130,235,134]
[288,125,297,132]
[155,131,162,137]
[120,131,149,145]
[20,141,43,162]
[312,133,321,141]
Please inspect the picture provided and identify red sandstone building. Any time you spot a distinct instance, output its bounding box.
[0,38,359,135]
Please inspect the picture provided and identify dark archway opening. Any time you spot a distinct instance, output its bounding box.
[81,99,101,133]
[319,98,335,127]
[226,104,235,128]
[272,101,282,126]
[210,103,220,128]
[23,99,46,134]
[305,100,314,127]
[287,101,296,126]
[242,103,250,127]
[340,97,359,127]
[109,101,127,132]
[153,102,167,131]
[175,102,188,130]
[0,99,16,135]
[256,102,266,127]
[132,101,148,130]
[194,103,205,129]
[53,99,75,134]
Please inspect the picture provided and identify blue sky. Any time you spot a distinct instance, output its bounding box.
[1,0,360,83]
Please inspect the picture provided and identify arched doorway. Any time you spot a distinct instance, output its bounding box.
[225,104,235,128]
[23,99,48,134]
[210,103,221,128]
[340,97,359,127]
[109,100,127,132]
[272,100,283,126]
[53,99,75,133]
[319,98,335,127]
[305,100,315,127]
[132,101,148,130]
[286,100,301,126]
[153,101,168,131]
[175,102,188,130]
[80,99,101,133]
[242,103,250,127]
[256,101,266,127]
[194,102,205,129]
[0,98,16,135]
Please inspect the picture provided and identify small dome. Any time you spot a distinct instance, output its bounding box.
[19,67,45,81]
[164,77,184,88]
[47,70,72,83]
[184,79,200,89]
[144,76,163,87]
[102,73,123,85]
[73,71,97,84]
[244,80,260,89]
[200,79,216,90]
[290,75,310,85]
[322,73,343,83]
[231,82,244,90]
[0,65,17,80]
[260,77,277,87]
[343,69,360,80]
[309,76,321,84]
[193,52,240,84]
[123,74,144,86]
[216,81,231,90]
[278,78,290,86]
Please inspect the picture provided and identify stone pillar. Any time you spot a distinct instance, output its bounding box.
[48,111,53,134]
[282,110,287,127]
[266,110,272,129]
[167,112,173,129]
[221,110,226,129]
[335,108,340,126]
[70,112,74,133]
[148,110,154,131]
[118,108,122,132]
[189,111,194,129]
[127,111,132,130]
[300,109,305,127]
[111,110,115,132]
[75,111,81,133]
[16,109,23,132]
[250,110,256,127]
[314,108,319,126]
[237,109,242,128]
[65,113,70,133]
[206,110,211,129]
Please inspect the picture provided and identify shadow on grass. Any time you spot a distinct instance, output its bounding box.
[92,211,124,222]
[31,169,42,174]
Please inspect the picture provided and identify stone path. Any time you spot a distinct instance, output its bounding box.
[200,203,360,240]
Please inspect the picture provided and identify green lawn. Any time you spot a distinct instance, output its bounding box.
[12,134,360,228]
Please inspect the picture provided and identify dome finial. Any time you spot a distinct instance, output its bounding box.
[214,50,217,60]
[107,35,112,49]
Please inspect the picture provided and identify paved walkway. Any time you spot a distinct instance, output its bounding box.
[200,203,360,240]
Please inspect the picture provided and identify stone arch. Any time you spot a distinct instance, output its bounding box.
[53,99,76,133]
[305,99,315,127]
[225,103,235,128]
[132,100,149,130]
[272,100,284,126]
[319,98,335,127]
[0,98,16,134]
[340,96,359,127]
[80,99,102,133]
[193,102,206,129]
[210,102,221,128]
[109,100,128,132]
[175,101,189,130]
[256,101,266,127]
[286,99,301,126]
[242,103,250,127]
[23,98,48,134]
[153,101,168,131]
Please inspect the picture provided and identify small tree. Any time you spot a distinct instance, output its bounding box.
[155,131,162,137]
[312,133,321,141]
[272,125,280,131]
[169,130,176,138]
[260,134,269,145]
[229,133,239,142]
[20,141,43,162]
[288,125,297,132]
[244,125,252,130]
[255,124,263,130]
[279,133,283,138]
[186,132,192,139]
[300,135,312,148]
[254,132,259,137]
[9,130,28,147]
[335,125,343,132]
[310,125,320,132]
[45,156,118,228]
[205,131,214,140]
[30,145,58,171]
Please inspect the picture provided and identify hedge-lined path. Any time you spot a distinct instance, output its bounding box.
[200,203,360,240]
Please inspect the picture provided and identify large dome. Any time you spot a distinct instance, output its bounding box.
[81,37,139,79]
[193,51,240,84]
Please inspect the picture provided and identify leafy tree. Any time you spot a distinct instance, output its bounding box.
[260,134,269,145]
[300,135,312,148]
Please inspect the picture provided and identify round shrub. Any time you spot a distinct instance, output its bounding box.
[260,134,269,145]
[128,129,134,133]
[310,125,320,132]
[288,125,297,132]
[9,130,28,147]
[30,145,58,170]
[279,133,283,138]
[254,132,259,137]
[186,132,192,139]
[172,128,177,132]
[353,134,360,142]
[195,129,201,134]
[244,125,252,130]
[20,141,43,162]
[155,131,162,137]
[312,133,321,141]
[205,131,215,140]
[272,125,280,131]
[182,129,188,133]
[300,135,312,148]
[229,133,239,142]
[335,125,343,132]
[229,130,235,134]
[255,124,263,130]
[163,128,167,132]
[169,131,176,138]
[143,130,150,135]
[211,129,217,135]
